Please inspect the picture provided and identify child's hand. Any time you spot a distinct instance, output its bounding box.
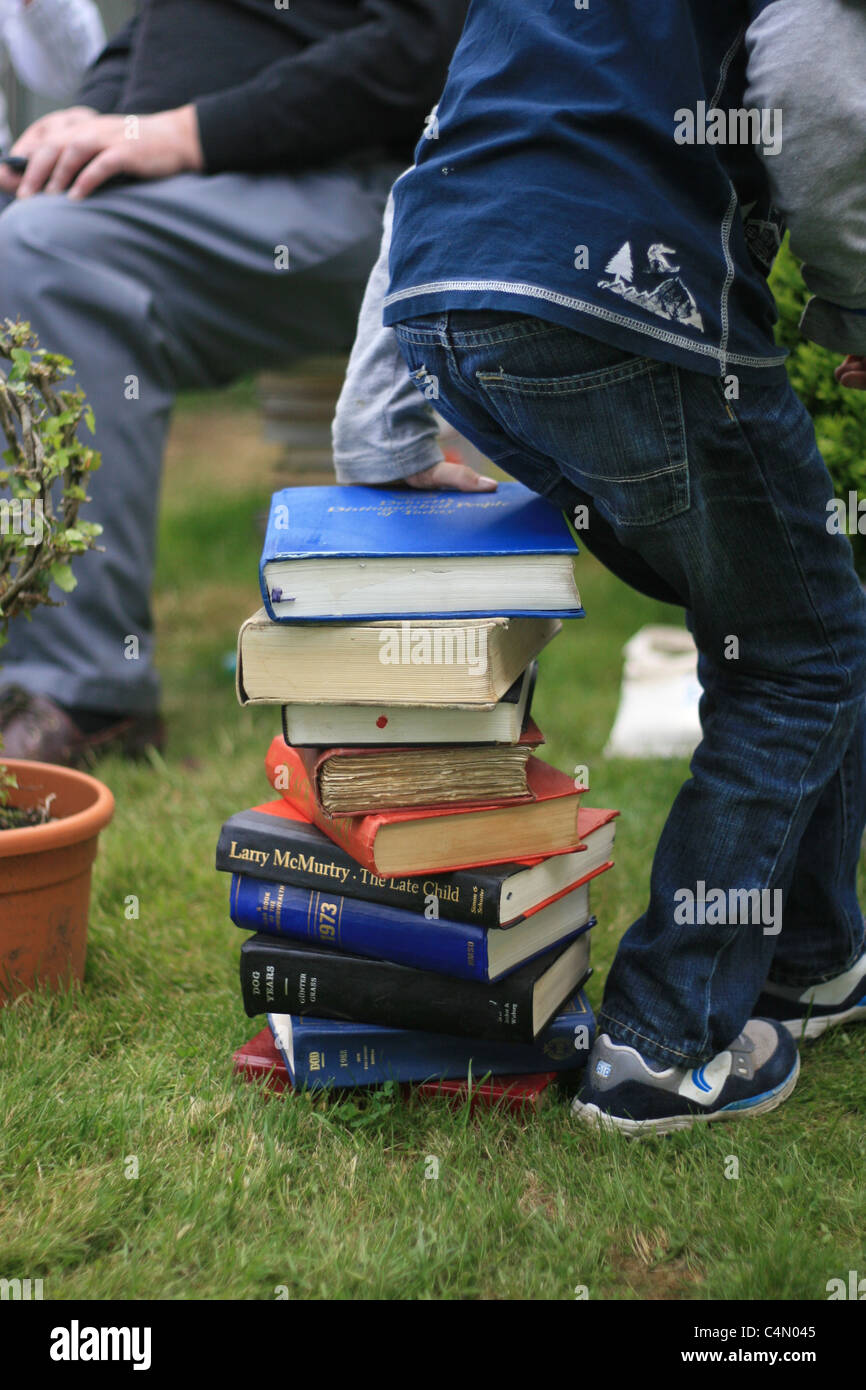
[406,451,498,491]
[835,355,866,390]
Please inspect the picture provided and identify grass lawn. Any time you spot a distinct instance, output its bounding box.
[2,389,865,1302]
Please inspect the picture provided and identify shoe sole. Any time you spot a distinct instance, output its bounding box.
[781,999,866,1042]
[571,1053,800,1137]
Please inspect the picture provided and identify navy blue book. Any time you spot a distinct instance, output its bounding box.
[230,871,594,982]
[259,482,583,621]
[240,932,590,1043]
[266,988,596,1088]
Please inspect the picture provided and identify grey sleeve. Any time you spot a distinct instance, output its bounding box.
[332,183,446,484]
[745,0,866,354]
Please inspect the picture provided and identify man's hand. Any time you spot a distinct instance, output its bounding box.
[835,355,866,390]
[0,106,203,200]
[405,457,498,491]
[0,106,95,194]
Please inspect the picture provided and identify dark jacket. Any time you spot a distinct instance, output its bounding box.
[79,0,468,173]
[384,0,789,382]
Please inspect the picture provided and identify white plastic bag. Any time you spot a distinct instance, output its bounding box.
[604,624,703,759]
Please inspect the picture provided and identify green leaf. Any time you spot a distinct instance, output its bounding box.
[49,562,77,593]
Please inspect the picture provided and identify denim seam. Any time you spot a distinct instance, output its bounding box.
[696,923,749,1057]
[710,24,745,107]
[718,183,738,377]
[597,1012,700,1065]
[384,279,790,369]
[769,753,865,986]
[476,357,658,394]
[647,368,674,473]
[449,323,574,349]
[671,364,689,471]
[394,326,450,345]
[647,366,690,514]
[578,462,686,484]
[725,397,854,698]
[769,931,866,988]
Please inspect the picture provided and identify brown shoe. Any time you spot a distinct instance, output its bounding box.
[0,686,165,768]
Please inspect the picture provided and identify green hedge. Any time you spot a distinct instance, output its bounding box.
[770,242,866,575]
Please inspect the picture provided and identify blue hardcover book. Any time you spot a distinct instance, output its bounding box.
[258,482,583,621]
[230,871,594,983]
[267,987,596,1088]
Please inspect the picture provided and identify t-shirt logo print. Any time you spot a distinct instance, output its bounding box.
[598,240,705,332]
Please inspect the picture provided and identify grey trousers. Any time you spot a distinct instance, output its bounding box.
[0,158,400,713]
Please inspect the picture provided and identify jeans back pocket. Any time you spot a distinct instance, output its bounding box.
[476,354,689,528]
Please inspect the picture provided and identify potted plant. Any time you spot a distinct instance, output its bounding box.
[0,319,113,1003]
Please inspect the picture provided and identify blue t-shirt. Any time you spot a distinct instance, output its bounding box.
[384,0,788,384]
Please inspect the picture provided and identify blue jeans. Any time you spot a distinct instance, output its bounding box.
[393,309,866,1066]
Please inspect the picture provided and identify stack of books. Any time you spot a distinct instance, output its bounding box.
[219,483,619,1113]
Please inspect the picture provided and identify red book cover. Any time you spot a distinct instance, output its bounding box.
[410,1072,558,1114]
[232,1029,557,1114]
[232,1028,292,1094]
[264,735,585,876]
[518,805,619,865]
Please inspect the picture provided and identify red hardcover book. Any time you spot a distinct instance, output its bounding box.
[293,717,544,816]
[264,735,585,877]
[232,1028,292,1094]
[232,1029,557,1114]
[410,1073,558,1114]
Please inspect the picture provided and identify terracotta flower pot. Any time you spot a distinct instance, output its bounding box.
[0,758,114,1003]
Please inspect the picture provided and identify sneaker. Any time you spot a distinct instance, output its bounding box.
[754,951,866,1041]
[571,1020,799,1136]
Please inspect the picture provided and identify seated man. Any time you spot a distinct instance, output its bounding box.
[0,0,467,764]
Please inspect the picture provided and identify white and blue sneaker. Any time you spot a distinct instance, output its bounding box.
[754,950,866,1041]
[572,1020,799,1136]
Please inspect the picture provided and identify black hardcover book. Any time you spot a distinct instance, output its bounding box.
[239,932,591,1044]
[216,799,575,929]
